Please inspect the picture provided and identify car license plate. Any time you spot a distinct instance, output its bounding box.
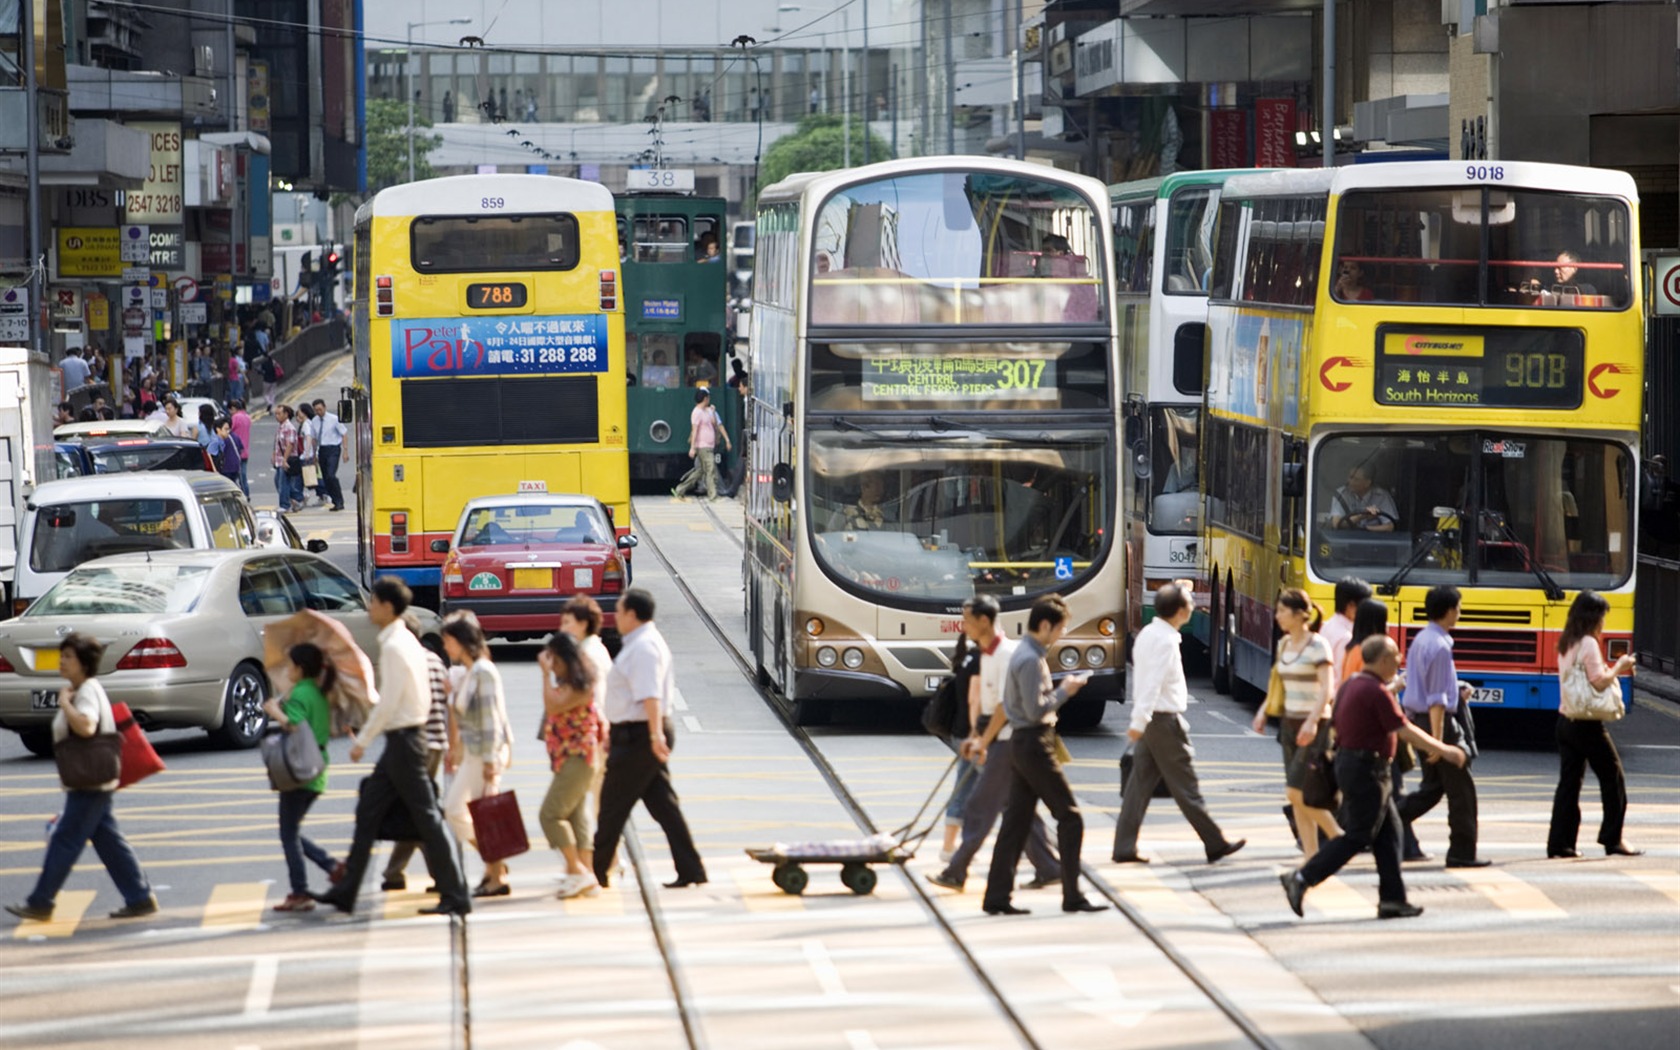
[512,567,551,590]
[1470,687,1504,705]
[572,568,593,590]
[32,648,59,672]
[30,689,59,711]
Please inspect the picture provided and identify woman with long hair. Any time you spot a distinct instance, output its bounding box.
[5,633,157,922]
[1342,598,1390,681]
[538,632,602,899]
[1547,590,1640,858]
[1252,588,1341,858]
[262,643,344,912]
[440,612,514,896]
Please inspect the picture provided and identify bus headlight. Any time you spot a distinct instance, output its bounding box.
[1085,646,1106,667]
[816,646,838,668]
[842,647,865,670]
[1058,647,1080,669]
[649,420,672,444]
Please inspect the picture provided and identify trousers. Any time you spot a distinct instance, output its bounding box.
[338,728,468,908]
[1398,711,1479,861]
[278,788,337,895]
[27,790,151,911]
[317,444,345,509]
[384,748,443,879]
[1112,712,1232,858]
[982,725,1084,910]
[940,735,1060,884]
[1547,715,1627,852]
[1299,750,1406,904]
[592,721,706,886]
[539,754,595,852]
[673,448,720,499]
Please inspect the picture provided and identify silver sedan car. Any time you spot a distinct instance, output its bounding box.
[0,549,441,755]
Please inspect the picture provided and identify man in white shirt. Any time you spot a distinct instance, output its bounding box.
[1112,581,1246,865]
[1321,577,1373,688]
[58,347,91,389]
[313,578,471,916]
[926,595,1060,892]
[591,589,707,889]
[309,398,348,511]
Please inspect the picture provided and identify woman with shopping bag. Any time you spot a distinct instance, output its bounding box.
[261,643,346,913]
[5,633,158,923]
[1547,590,1641,859]
[440,612,516,897]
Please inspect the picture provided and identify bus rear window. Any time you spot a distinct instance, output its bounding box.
[411,214,580,273]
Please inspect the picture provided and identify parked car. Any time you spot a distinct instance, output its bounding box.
[439,489,636,641]
[52,436,214,477]
[11,472,256,617]
[255,509,327,553]
[0,548,443,754]
[52,419,170,441]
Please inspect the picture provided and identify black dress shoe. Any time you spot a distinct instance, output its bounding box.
[1280,871,1307,918]
[1402,850,1433,863]
[983,902,1031,916]
[380,874,406,892]
[1605,843,1644,857]
[1111,853,1151,864]
[309,891,354,914]
[1377,901,1425,920]
[1019,874,1061,891]
[471,882,511,898]
[1062,897,1108,914]
[663,878,708,889]
[418,898,472,916]
[1547,848,1582,859]
[1444,856,1492,869]
[1207,839,1247,864]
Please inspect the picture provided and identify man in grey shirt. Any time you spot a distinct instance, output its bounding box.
[975,596,1107,916]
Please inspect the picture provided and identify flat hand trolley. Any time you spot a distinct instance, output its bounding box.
[746,755,964,896]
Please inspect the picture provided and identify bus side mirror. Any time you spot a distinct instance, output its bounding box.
[771,463,794,503]
[1280,463,1305,499]
[339,398,355,424]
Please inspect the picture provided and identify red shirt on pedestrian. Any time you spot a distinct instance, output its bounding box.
[1331,671,1407,759]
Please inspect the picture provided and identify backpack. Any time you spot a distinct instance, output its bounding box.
[215,435,241,478]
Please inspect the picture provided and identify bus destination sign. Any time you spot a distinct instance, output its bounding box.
[1374,328,1583,410]
[391,314,609,378]
[862,354,1058,402]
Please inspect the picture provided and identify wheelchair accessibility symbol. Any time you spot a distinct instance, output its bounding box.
[1054,557,1074,581]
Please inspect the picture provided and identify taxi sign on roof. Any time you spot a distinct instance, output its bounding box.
[517,480,548,493]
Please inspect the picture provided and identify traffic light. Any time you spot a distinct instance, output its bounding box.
[323,246,342,280]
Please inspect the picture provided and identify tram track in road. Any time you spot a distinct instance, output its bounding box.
[634,500,1280,1050]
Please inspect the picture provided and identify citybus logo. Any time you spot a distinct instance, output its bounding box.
[1318,356,1366,392]
[1588,362,1631,399]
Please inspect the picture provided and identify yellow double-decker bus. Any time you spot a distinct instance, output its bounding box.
[348,174,628,603]
[1203,162,1642,712]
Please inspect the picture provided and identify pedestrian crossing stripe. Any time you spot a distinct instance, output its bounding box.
[563,884,627,916]
[1300,875,1372,920]
[202,882,268,930]
[1623,869,1680,908]
[1102,865,1194,914]
[11,890,94,939]
[1442,867,1567,919]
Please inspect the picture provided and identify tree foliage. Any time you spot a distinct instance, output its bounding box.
[760,115,895,189]
[365,98,442,193]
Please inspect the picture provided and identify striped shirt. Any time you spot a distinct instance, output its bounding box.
[421,649,450,752]
[1275,633,1331,718]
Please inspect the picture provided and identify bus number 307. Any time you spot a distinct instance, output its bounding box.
[997,360,1047,390]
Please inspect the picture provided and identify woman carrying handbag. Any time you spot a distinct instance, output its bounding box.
[6,634,158,923]
[1252,588,1342,859]
[261,643,345,912]
[440,612,515,897]
[1547,590,1641,859]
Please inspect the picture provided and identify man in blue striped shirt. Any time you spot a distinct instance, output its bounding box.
[1397,585,1488,867]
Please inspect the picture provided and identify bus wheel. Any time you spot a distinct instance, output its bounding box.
[1211,584,1232,695]
[1057,697,1107,732]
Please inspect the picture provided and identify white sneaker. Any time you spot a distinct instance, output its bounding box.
[939,848,955,863]
[555,873,600,899]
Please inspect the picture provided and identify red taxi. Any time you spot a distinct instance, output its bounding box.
[438,488,636,640]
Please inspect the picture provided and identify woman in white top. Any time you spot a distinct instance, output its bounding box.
[560,597,614,817]
[159,397,195,440]
[440,612,514,897]
[1253,588,1342,859]
[1547,590,1640,858]
[5,633,157,922]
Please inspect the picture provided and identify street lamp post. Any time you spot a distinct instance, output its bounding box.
[407,18,471,183]
[780,3,854,169]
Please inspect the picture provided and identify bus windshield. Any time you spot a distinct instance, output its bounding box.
[1147,407,1200,535]
[411,214,580,273]
[807,428,1112,603]
[1332,188,1632,309]
[810,171,1106,326]
[1310,432,1633,591]
[1162,186,1220,294]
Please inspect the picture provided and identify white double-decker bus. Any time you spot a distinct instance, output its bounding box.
[1111,170,1262,650]
[742,157,1124,726]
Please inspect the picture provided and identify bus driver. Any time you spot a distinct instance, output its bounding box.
[1331,465,1399,532]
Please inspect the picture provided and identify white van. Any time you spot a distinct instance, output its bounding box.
[12,472,257,616]
[0,348,60,613]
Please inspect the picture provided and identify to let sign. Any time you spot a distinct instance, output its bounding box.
[126,122,185,224]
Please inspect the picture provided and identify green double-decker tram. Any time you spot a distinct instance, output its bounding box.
[615,178,741,486]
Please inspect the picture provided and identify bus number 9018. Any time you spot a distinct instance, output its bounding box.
[1465,165,1505,181]
[1503,352,1567,389]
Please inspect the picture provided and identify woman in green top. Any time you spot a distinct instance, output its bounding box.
[262,643,343,913]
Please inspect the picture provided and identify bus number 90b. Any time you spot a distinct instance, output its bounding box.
[1503,352,1567,389]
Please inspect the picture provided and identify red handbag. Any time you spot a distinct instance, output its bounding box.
[111,702,166,789]
[467,789,530,863]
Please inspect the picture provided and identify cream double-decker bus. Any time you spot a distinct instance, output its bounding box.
[742,157,1124,726]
